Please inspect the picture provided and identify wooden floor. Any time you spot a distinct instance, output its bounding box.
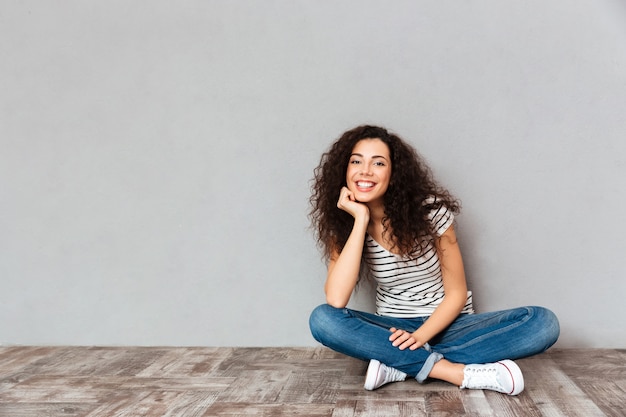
[0,347,624,417]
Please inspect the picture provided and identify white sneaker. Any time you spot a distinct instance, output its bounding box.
[364,359,407,390]
[461,359,524,395]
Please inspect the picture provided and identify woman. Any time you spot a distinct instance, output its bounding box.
[308,125,559,395]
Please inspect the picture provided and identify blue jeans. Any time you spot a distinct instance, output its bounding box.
[309,304,559,383]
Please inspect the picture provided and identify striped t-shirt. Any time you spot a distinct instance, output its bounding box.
[364,202,474,318]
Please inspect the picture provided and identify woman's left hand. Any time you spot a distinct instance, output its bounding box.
[389,327,424,351]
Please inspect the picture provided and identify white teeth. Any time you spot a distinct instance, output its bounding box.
[357,181,374,188]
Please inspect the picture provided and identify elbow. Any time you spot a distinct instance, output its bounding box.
[443,291,468,313]
[456,293,467,314]
[325,294,349,309]
[324,282,351,309]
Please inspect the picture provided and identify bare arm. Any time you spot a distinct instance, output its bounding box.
[324,187,370,308]
[390,226,469,350]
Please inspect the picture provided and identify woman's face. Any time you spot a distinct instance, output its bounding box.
[345,138,392,206]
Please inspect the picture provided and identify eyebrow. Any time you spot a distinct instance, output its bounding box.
[350,153,389,161]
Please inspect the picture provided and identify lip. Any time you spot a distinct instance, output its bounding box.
[355,180,377,192]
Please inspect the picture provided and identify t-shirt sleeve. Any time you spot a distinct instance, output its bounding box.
[426,198,454,236]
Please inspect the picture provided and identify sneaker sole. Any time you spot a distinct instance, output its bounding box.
[364,359,381,391]
[498,360,524,395]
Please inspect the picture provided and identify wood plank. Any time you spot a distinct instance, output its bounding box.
[0,375,233,402]
[458,389,495,416]
[482,390,543,417]
[0,347,58,371]
[215,370,291,403]
[522,356,607,417]
[550,348,626,380]
[0,402,96,417]
[424,390,465,417]
[0,347,622,416]
[575,380,626,417]
[136,347,234,378]
[331,399,358,417]
[276,369,344,403]
[203,403,333,416]
[83,391,219,417]
[353,398,426,417]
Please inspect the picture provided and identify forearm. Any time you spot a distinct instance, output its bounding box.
[415,226,467,344]
[324,216,369,308]
[412,292,467,344]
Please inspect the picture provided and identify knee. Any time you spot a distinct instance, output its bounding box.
[309,304,342,344]
[529,306,560,350]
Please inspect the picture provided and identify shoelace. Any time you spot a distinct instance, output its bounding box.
[465,367,504,391]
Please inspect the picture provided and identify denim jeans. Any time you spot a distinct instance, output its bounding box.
[309,304,560,383]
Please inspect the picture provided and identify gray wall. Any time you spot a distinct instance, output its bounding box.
[2,1,625,348]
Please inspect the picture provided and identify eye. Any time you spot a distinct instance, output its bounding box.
[374,161,386,166]
[349,159,361,164]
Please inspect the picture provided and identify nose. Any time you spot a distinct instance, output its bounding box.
[360,163,373,175]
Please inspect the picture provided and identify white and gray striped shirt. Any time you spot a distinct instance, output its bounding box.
[364,202,474,318]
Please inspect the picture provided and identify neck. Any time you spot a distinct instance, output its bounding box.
[367,201,386,224]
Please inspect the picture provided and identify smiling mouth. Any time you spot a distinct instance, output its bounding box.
[356,181,376,189]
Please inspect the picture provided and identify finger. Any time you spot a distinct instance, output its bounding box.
[399,337,416,350]
[389,329,404,342]
[337,188,351,208]
[341,187,355,202]
[392,331,411,347]
[344,189,356,201]
[408,337,424,351]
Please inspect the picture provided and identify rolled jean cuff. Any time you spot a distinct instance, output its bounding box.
[415,350,443,383]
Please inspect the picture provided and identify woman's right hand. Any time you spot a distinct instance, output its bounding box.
[337,186,369,221]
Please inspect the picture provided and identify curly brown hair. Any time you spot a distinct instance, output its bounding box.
[309,125,460,260]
